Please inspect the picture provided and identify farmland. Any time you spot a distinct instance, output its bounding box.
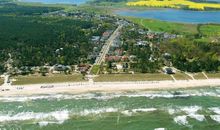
[127,0,220,10]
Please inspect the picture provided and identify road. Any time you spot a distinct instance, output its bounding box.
[95,24,123,65]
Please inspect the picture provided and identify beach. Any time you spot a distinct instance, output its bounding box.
[1,79,220,96]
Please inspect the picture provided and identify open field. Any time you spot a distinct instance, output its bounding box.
[0,79,3,85]
[199,24,220,37]
[127,17,198,34]
[94,73,172,82]
[194,73,207,80]
[127,0,220,10]
[206,72,220,79]
[12,74,85,85]
[172,72,192,80]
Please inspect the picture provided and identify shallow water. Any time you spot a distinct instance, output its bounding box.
[116,9,220,23]
[0,87,220,130]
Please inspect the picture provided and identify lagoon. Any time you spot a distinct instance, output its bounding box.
[116,9,220,24]
[21,0,89,5]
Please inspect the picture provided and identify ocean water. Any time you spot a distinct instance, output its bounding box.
[0,87,220,130]
[20,0,89,5]
[116,9,220,23]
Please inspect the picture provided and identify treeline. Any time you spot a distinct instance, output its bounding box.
[0,3,62,15]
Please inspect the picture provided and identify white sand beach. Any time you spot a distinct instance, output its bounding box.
[0,79,220,96]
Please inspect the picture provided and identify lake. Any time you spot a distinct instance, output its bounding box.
[116,9,220,23]
[21,0,89,5]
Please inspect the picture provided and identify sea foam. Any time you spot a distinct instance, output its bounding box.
[174,115,188,126]
[210,115,220,123]
[0,110,69,124]
[209,107,220,114]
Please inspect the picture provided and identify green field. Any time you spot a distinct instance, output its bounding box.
[94,73,172,82]
[12,74,85,85]
[127,17,198,34]
[90,65,100,75]
[199,24,220,37]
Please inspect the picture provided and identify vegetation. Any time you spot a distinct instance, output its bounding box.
[91,65,100,75]
[124,17,220,73]
[0,79,4,85]
[94,73,172,82]
[0,16,94,66]
[161,38,220,72]
[127,0,220,10]
[128,17,198,35]
[12,74,85,85]
[172,72,192,80]
[198,24,220,39]
[193,72,207,79]
[0,3,115,74]
[0,2,62,15]
[206,72,220,78]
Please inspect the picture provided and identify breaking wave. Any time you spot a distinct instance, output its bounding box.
[1,87,220,102]
[0,110,69,125]
[174,115,188,126]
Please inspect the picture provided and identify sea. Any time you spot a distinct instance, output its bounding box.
[0,87,220,130]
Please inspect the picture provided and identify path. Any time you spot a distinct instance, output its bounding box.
[185,72,195,80]
[202,72,209,79]
[170,75,177,82]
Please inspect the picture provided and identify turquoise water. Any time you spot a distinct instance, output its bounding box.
[0,87,220,129]
[116,9,220,23]
[21,0,89,5]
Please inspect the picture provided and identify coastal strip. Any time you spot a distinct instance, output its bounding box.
[0,79,220,96]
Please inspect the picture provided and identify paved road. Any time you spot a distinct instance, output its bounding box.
[95,25,123,65]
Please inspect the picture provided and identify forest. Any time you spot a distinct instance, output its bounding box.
[161,38,220,72]
[0,3,112,73]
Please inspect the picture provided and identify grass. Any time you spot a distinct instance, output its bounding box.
[172,72,191,80]
[0,79,3,85]
[194,73,207,80]
[127,17,198,35]
[90,65,100,75]
[199,24,220,37]
[12,74,85,85]
[94,73,172,82]
[206,72,220,79]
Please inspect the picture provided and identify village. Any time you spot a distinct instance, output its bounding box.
[0,9,187,86]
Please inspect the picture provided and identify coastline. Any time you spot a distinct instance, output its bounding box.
[0,79,220,96]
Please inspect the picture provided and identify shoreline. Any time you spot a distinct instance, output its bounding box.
[0,79,220,96]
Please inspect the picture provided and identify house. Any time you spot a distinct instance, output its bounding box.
[51,64,71,74]
[78,64,91,73]
[102,30,113,40]
[136,41,149,46]
[105,56,122,62]
[91,36,100,43]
